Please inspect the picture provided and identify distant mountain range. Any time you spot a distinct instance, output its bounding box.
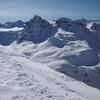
[0,15,100,90]
[0,20,25,28]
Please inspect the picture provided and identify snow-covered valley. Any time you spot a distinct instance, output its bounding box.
[0,15,100,100]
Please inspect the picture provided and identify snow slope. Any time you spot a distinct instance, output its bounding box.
[13,28,100,89]
[0,27,23,45]
[0,45,100,100]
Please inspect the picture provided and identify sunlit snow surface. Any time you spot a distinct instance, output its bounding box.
[0,27,23,32]
[0,44,100,100]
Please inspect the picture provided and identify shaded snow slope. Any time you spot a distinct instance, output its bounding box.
[0,45,100,100]
[0,27,23,45]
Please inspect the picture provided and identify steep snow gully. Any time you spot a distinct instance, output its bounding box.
[0,15,100,100]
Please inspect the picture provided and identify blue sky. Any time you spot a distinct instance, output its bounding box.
[0,0,100,23]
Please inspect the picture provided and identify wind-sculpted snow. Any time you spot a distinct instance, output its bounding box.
[0,15,100,91]
[0,45,100,100]
[12,33,100,89]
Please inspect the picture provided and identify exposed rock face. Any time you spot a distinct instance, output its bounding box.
[74,18,88,26]
[0,23,4,28]
[56,18,100,50]
[0,31,18,45]
[18,15,57,43]
[56,18,89,39]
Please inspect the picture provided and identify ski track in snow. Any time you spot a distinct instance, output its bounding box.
[0,46,100,100]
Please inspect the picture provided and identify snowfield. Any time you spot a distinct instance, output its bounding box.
[0,27,23,32]
[0,45,100,100]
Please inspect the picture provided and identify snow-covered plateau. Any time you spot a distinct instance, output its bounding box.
[0,15,100,100]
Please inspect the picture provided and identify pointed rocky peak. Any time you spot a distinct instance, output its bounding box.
[25,15,51,33]
[32,15,42,22]
[18,15,58,43]
[26,15,50,27]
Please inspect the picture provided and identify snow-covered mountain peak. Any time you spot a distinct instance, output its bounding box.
[24,15,51,33]
[32,15,43,22]
[17,15,58,43]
